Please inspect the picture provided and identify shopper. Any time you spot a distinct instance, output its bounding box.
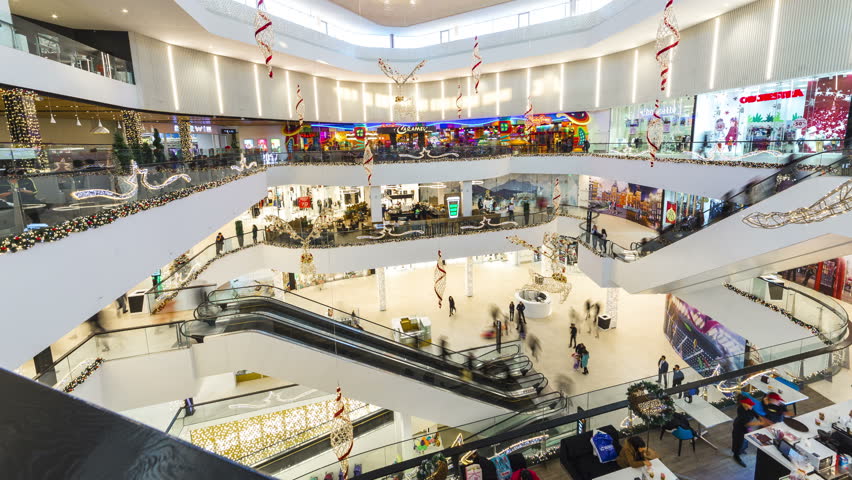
[495,320,502,353]
[448,296,456,316]
[761,393,791,424]
[518,319,526,341]
[527,334,541,361]
[672,364,685,397]
[657,356,669,387]
[508,300,515,324]
[439,336,449,362]
[599,228,608,255]
[569,322,578,347]
[507,200,515,221]
[466,351,476,371]
[516,301,526,325]
[522,200,530,225]
[215,232,225,255]
[252,224,259,243]
[583,139,590,153]
[616,436,658,468]
[732,397,764,467]
[591,225,599,250]
[580,346,589,374]
[478,197,484,212]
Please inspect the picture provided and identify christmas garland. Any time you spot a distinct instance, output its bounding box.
[0,168,266,256]
[626,381,673,427]
[62,357,104,393]
[723,283,831,345]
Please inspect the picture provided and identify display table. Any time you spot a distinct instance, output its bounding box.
[673,396,732,450]
[596,458,678,479]
[514,289,552,318]
[747,375,810,406]
[391,316,432,347]
[746,399,852,480]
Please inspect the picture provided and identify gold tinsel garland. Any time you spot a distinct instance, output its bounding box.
[178,118,193,161]
[121,110,143,147]
[1,88,47,168]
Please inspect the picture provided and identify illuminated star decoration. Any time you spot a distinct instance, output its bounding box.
[397,148,459,160]
[71,161,191,200]
[53,158,73,172]
[329,387,354,480]
[472,36,482,94]
[295,84,305,127]
[356,225,423,240]
[434,250,447,308]
[230,157,258,172]
[460,216,518,230]
[646,0,680,167]
[456,82,463,119]
[742,179,852,228]
[362,143,374,186]
[253,0,274,78]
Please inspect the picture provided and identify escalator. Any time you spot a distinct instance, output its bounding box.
[577,150,852,293]
[184,286,558,413]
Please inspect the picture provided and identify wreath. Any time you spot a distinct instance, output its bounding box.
[416,453,447,480]
[626,381,674,427]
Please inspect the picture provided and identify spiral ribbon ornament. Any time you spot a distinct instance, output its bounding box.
[434,250,447,308]
[330,387,354,480]
[456,83,463,119]
[472,37,482,94]
[552,177,561,210]
[647,0,680,167]
[523,96,534,135]
[295,84,305,128]
[253,0,274,78]
[362,143,374,186]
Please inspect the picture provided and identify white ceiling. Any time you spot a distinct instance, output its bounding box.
[327,0,513,27]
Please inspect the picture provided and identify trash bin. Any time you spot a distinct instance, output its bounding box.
[597,314,612,330]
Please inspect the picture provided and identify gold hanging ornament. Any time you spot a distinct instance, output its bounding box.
[646,0,680,167]
[178,118,193,161]
[378,58,426,122]
[434,250,447,308]
[330,387,354,480]
[265,212,333,282]
[253,0,274,78]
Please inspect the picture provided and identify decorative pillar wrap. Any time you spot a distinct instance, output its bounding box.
[121,110,143,147]
[376,266,387,311]
[177,118,193,161]
[465,256,474,297]
[552,177,562,211]
[254,0,274,78]
[456,82,463,118]
[1,88,46,168]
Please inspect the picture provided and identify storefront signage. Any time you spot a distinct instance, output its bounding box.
[173,124,213,134]
[639,105,678,118]
[354,126,366,140]
[739,89,804,104]
[528,114,553,126]
[298,196,312,209]
[446,196,460,219]
[498,121,512,133]
[793,117,808,129]
[221,128,238,134]
[377,125,435,135]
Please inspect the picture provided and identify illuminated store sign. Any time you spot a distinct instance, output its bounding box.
[738,89,804,104]
[377,125,436,135]
[446,196,460,218]
[173,124,213,134]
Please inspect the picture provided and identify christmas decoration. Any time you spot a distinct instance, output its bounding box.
[52,158,73,172]
[742,179,852,229]
[362,143,374,185]
[254,0,274,78]
[178,118,193,161]
[230,157,258,172]
[460,216,518,230]
[70,161,191,200]
[456,83,463,119]
[356,225,423,239]
[265,213,333,282]
[472,36,482,94]
[121,110,143,148]
[0,168,264,256]
[507,233,574,302]
[434,250,447,308]
[378,58,427,122]
[646,0,680,167]
[416,453,448,480]
[552,177,562,210]
[626,381,673,427]
[1,88,47,168]
[295,84,305,127]
[397,148,460,160]
[61,357,104,393]
[330,387,354,480]
[723,283,831,344]
[524,96,535,135]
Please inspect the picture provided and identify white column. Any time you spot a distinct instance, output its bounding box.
[460,180,473,216]
[0,1,12,49]
[376,266,387,311]
[606,287,619,328]
[578,174,590,208]
[370,185,383,223]
[513,249,521,266]
[465,256,474,297]
[393,412,413,460]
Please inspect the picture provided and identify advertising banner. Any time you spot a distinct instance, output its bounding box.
[588,177,663,230]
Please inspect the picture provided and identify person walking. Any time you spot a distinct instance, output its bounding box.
[732,397,764,467]
[478,197,484,212]
[522,200,530,225]
[527,334,541,361]
[215,232,225,255]
[569,322,578,347]
[495,319,502,353]
[580,346,590,374]
[252,224,259,243]
[591,225,599,250]
[657,355,669,387]
[448,296,456,316]
[672,364,685,397]
[507,200,515,221]
[599,228,608,255]
[508,300,515,324]
[439,336,449,362]
[516,301,526,325]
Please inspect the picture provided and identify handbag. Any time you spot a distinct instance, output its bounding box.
[590,430,618,463]
[491,453,512,480]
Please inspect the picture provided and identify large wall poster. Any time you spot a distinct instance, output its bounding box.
[588,177,662,230]
[474,174,579,212]
[664,295,747,376]
[780,256,852,303]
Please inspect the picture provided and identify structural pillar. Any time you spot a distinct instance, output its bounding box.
[465,256,474,297]
[460,180,473,216]
[369,185,383,224]
[376,266,387,311]
[605,287,620,329]
[393,412,413,460]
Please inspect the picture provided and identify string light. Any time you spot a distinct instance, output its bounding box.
[1,88,47,168]
[178,118,193,160]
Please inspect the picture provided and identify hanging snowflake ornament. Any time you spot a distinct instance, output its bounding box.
[295,84,305,127]
[330,387,354,480]
[647,0,680,167]
[472,37,482,94]
[434,250,447,308]
[378,58,426,122]
[362,143,374,186]
[253,0,274,78]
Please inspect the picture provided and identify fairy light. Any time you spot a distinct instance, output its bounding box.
[166,45,180,110]
[709,17,721,89]
[213,56,224,114]
[0,88,47,168]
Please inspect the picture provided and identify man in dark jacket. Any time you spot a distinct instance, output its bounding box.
[672,364,685,397]
[657,355,669,387]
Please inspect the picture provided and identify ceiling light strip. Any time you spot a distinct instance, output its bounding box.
[631,49,638,103]
[559,64,565,111]
[213,56,224,114]
[336,80,343,122]
[709,17,721,89]
[415,82,421,121]
[313,76,320,120]
[361,82,368,122]
[496,72,501,116]
[594,57,601,108]
[166,45,180,111]
[666,61,673,98]
[388,83,393,122]
[440,81,445,120]
[466,77,472,117]
[765,0,781,80]
[285,71,293,116]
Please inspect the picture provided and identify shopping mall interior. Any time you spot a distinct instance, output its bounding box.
[1,0,851,479]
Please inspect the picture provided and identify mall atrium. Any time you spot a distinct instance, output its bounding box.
[0,0,851,479]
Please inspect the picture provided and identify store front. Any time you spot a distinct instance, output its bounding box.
[144,122,228,158]
[608,96,695,153]
[692,72,852,156]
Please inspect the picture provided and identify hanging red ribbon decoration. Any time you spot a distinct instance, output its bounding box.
[523,96,534,135]
[295,84,305,128]
[552,177,561,209]
[330,387,354,480]
[472,36,482,94]
[646,0,680,167]
[362,143,374,186]
[456,83,463,119]
[253,0,274,78]
[434,250,447,309]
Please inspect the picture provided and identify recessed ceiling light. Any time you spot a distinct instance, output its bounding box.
[121,8,128,13]
[279,41,288,48]
[317,60,329,65]
[51,13,58,19]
